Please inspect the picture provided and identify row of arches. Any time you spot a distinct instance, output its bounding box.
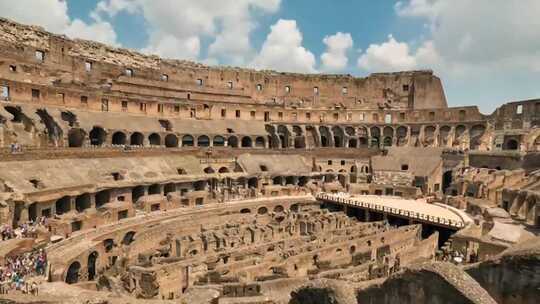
[268,123,487,149]
[68,127,267,148]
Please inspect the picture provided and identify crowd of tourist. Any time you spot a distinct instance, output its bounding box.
[9,142,22,154]
[1,217,48,241]
[0,249,46,295]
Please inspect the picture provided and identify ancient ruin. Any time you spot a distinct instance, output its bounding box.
[0,17,539,304]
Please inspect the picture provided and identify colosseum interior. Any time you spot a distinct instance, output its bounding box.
[0,17,539,304]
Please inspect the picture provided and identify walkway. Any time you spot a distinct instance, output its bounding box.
[316,193,469,229]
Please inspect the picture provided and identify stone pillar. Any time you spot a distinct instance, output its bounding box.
[365,210,371,222]
[70,197,76,212]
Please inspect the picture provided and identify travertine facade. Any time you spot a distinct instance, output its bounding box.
[0,18,539,304]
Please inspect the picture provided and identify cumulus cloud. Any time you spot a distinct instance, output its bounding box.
[0,0,118,45]
[94,0,281,63]
[357,35,418,72]
[388,0,540,112]
[320,32,353,72]
[251,19,316,73]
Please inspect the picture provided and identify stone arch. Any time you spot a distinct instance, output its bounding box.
[277,125,290,148]
[228,136,239,148]
[165,134,178,148]
[68,128,86,147]
[148,133,161,146]
[130,132,144,146]
[75,193,91,212]
[255,136,265,148]
[257,207,268,215]
[504,138,519,150]
[197,135,210,147]
[439,125,451,146]
[182,135,194,147]
[424,125,436,146]
[319,126,332,147]
[122,231,136,246]
[204,167,215,174]
[89,126,106,146]
[332,126,345,147]
[348,138,358,148]
[95,190,110,208]
[87,251,99,281]
[370,126,381,148]
[218,167,229,173]
[383,126,394,145]
[469,124,486,150]
[213,135,225,147]
[132,186,145,204]
[396,126,408,146]
[65,261,81,284]
[55,196,71,215]
[241,136,253,148]
[112,131,127,145]
[148,184,161,195]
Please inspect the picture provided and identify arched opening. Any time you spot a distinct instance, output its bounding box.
[248,177,258,188]
[95,190,110,208]
[204,167,215,174]
[504,139,519,150]
[469,124,486,150]
[396,126,408,146]
[439,126,451,146]
[273,176,283,185]
[255,136,265,148]
[277,125,290,148]
[228,136,238,148]
[165,134,178,148]
[130,132,144,146]
[75,194,91,212]
[112,131,126,145]
[218,167,229,173]
[68,128,85,147]
[319,126,332,147]
[241,136,252,148]
[87,251,98,281]
[164,183,176,195]
[370,127,380,148]
[257,207,268,215]
[213,135,225,147]
[348,138,357,148]
[240,208,251,214]
[55,196,71,215]
[442,171,453,194]
[148,133,161,146]
[89,126,106,146]
[182,135,194,147]
[197,135,210,147]
[122,231,136,245]
[132,186,145,204]
[274,205,284,213]
[332,126,345,147]
[148,184,161,195]
[65,261,81,284]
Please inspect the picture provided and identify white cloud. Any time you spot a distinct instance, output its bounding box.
[357,35,417,72]
[141,33,200,60]
[251,19,316,73]
[0,0,118,45]
[320,32,353,72]
[395,0,540,111]
[94,0,281,63]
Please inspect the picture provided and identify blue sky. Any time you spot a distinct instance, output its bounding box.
[2,0,540,113]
